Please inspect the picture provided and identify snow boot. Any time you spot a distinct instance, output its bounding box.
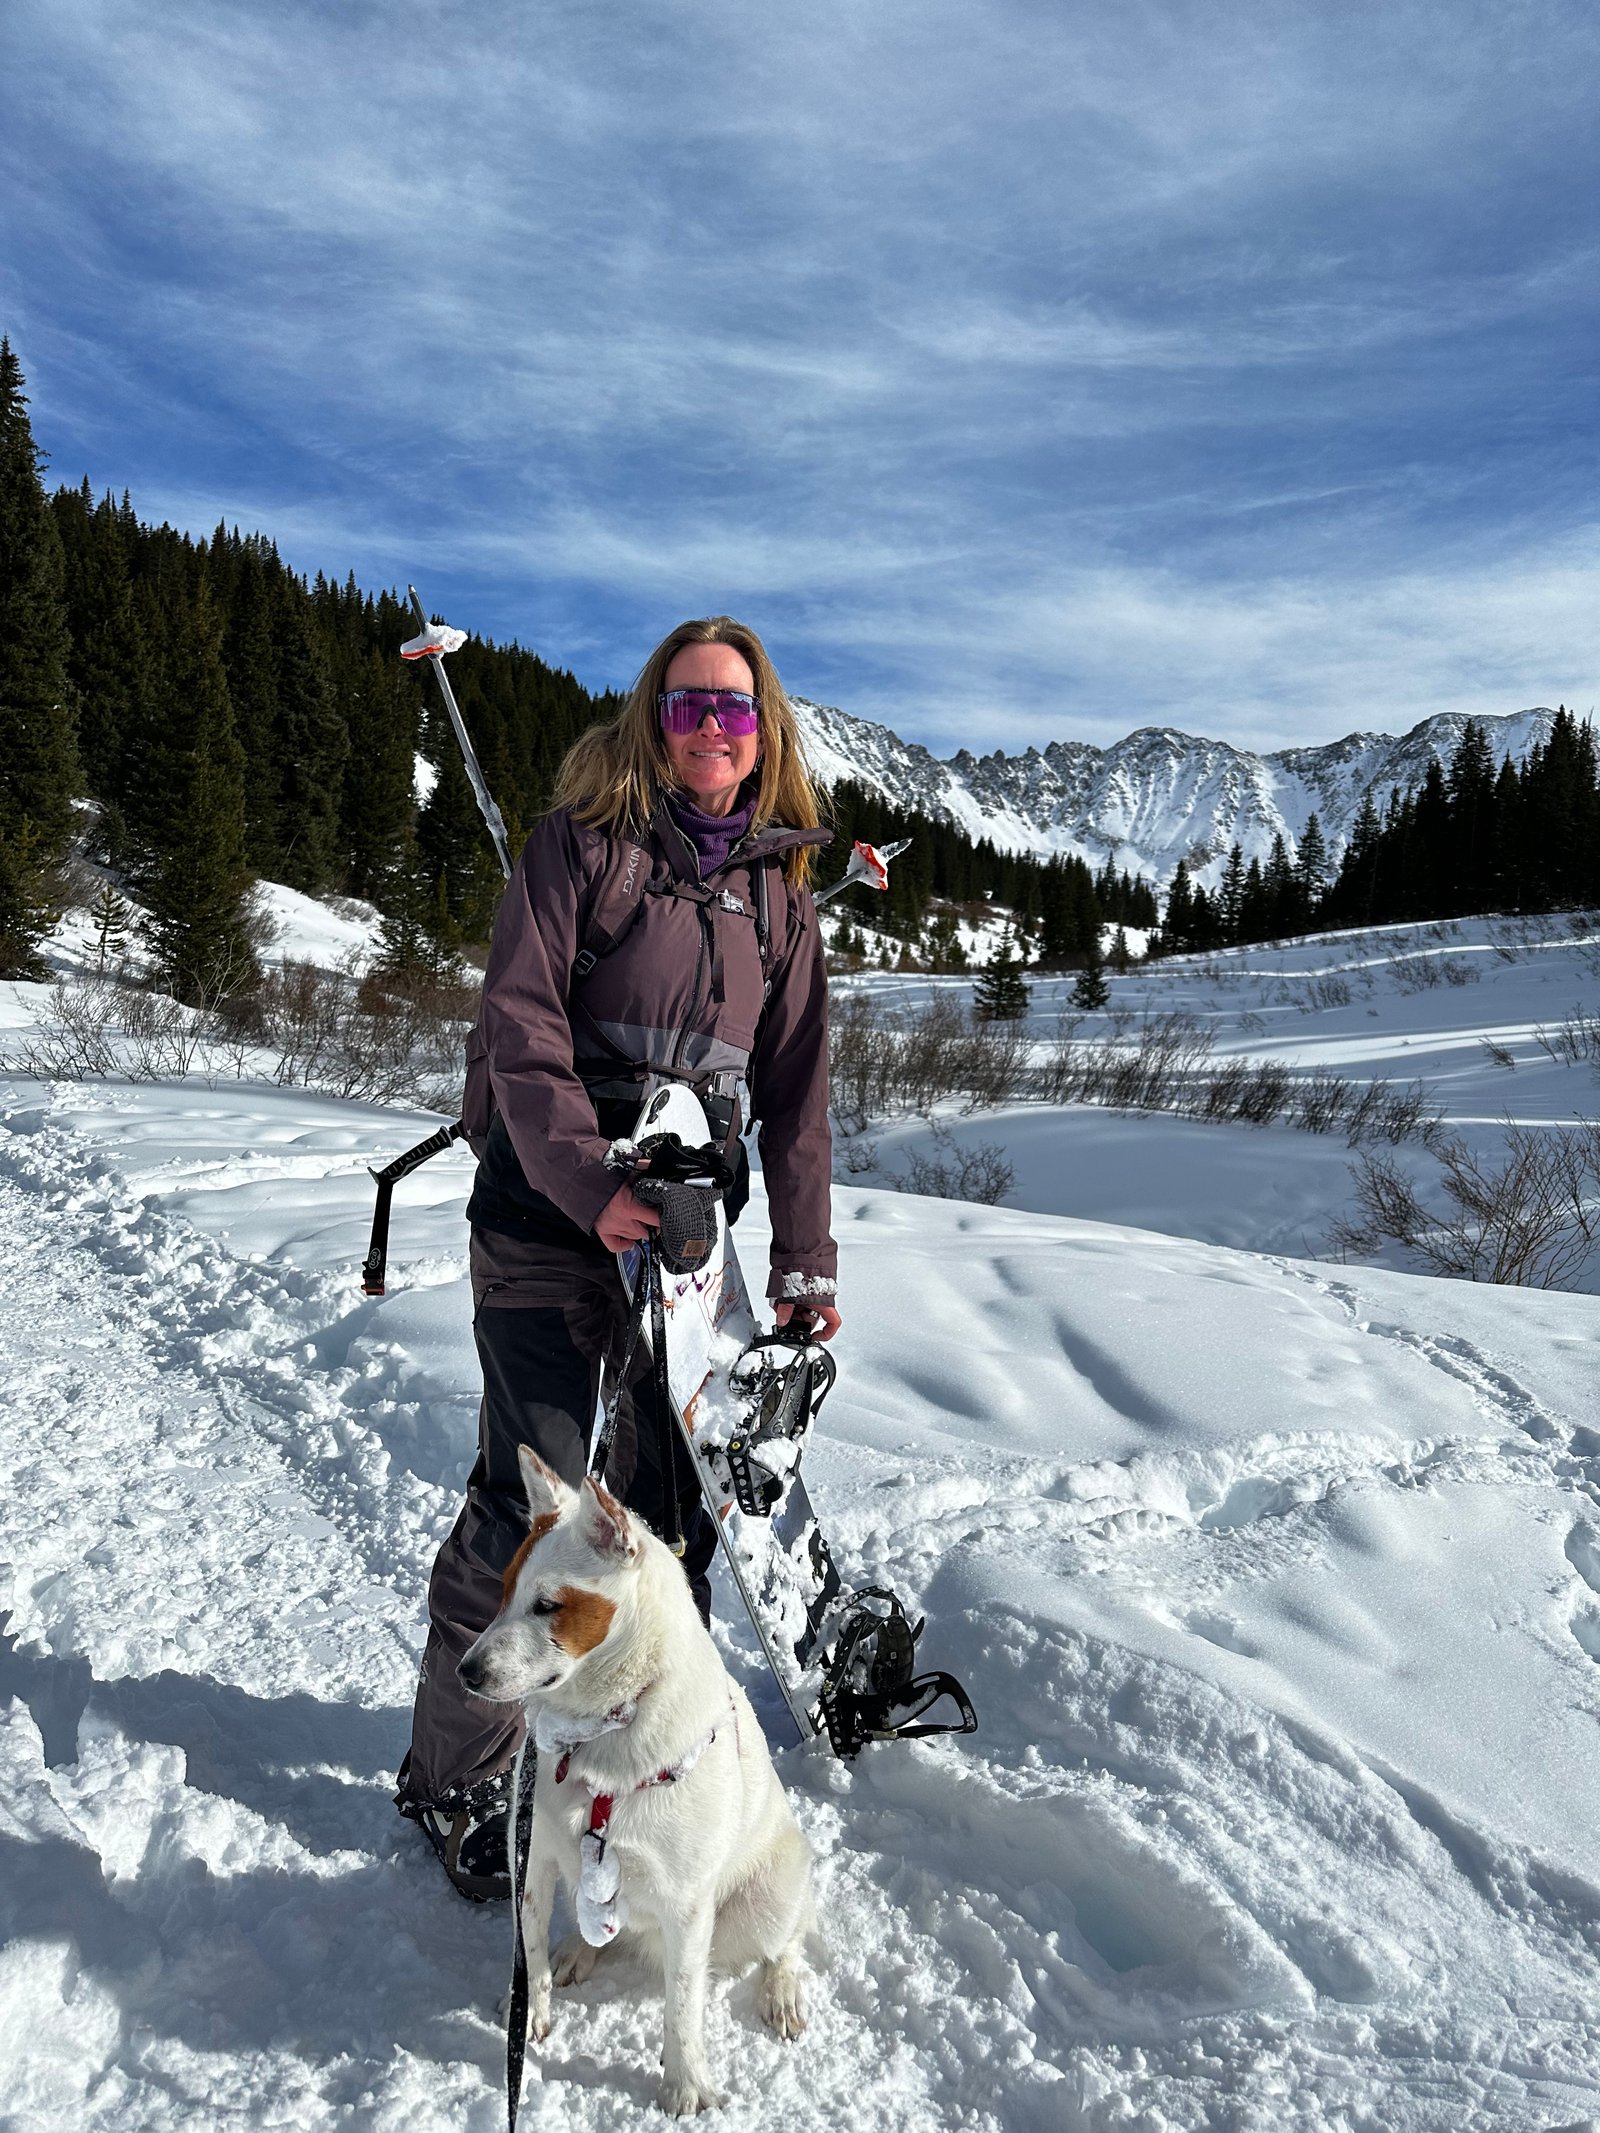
[398,1765,514,1902]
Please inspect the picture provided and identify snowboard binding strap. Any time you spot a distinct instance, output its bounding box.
[818,1588,978,1758]
[723,1331,838,1517]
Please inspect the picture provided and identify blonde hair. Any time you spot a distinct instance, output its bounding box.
[552,616,823,886]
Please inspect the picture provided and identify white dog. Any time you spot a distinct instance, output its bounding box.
[459,1447,815,2116]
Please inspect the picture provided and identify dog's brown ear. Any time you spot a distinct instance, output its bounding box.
[576,1476,637,1562]
[518,1445,575,1522]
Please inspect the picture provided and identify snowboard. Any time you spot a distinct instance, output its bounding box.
[616,1081,842,1748]
[613,1080,977,1760]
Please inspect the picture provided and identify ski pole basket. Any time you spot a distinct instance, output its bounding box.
[817,1587,979,1758]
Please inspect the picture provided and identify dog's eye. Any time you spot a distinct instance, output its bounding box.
[531,1597,558,1617]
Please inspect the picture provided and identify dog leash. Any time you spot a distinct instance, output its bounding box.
[586,1241,685,1557]
[505,1737,535,2133]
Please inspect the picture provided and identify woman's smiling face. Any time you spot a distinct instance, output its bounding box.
[659,642,761,815]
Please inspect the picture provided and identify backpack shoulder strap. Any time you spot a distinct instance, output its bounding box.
[573,835,653,980]
[751,855,801,1000]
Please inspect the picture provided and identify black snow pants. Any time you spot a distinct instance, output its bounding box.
[397,1225,716,1809]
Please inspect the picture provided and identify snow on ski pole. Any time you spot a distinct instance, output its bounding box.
[401,584,513,882]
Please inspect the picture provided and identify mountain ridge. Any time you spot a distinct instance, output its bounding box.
[792,699,1558,888]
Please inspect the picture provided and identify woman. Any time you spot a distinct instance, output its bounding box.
[397,616,841,1899]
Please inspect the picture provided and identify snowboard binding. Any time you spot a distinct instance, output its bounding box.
[817,1588,979,1758]
[719,1330,838,1517]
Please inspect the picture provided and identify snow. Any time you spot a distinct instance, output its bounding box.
[3,915,1600,2128]
[250,881,385,972]
[846,914,1600,1278]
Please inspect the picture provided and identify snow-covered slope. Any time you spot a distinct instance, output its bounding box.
[845,912,1600,1274]
[795,698,1557,887]
[4,936,1600,2126]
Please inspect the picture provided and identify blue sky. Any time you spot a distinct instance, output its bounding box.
[3,0,1596,753]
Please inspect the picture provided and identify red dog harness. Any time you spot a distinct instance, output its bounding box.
[550,1700,733,1947]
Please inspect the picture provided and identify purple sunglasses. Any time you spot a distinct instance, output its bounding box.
[658,687,761,737]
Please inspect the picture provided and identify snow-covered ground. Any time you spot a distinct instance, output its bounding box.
[854,916,1600,1278]
[3,916,1600,2129]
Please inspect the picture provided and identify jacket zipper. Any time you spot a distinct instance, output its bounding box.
[671,903,712,1075]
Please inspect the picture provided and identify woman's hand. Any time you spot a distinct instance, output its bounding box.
[774,1299,842,1342]
[594,1180,661,1253]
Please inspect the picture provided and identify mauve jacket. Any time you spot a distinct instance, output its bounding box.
[461,801,838,1302]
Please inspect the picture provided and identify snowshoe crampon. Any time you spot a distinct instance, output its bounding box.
[818,1588,978,1758]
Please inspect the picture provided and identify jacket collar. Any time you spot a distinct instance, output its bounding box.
[648,794,829,884]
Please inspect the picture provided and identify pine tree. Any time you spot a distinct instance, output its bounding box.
[55,484,146,813]
[417,716,504,942]
[136,586,258,1004]
[974,927,1031,1020]
[1218,844,1246,943]
[1163,859,1195,950]
[1295,812,1328,917]
[268,571,347,890]
[1109,925,1131,972]
[222,542,284,873]
[1071,930,1109,1010]
[89,881,131,973]
[342,648,418,904]
[0,340,80,976]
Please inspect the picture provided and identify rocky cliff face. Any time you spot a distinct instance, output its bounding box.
[793,700,1555,888]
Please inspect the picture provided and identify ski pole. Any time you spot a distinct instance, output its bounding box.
[401,584,513,883]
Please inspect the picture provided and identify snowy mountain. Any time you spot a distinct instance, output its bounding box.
[794,699,1557,887]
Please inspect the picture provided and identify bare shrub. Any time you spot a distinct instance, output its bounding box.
[1234,1058,1292,1124]
[1342,1078,1439,1148]
[1480,1037,1517,1071]
[829,993,897,1128]
[1038,1012,1085,1103]
[961,1014,1030,1110]
[8,971,124,1078]
[829,991,1030,1123]
[1343,1080,1386,1144]
[1379,1080,1440,1145]
[889,993,970,1112]
[1441,958,1480,987]
[121,986,210,1078]
[1391,955,1443,993]
[1291,1070,1354,1133]
[1533,1010,1600,1068]
[1200,1058,1249,1120]
[897,1124,1015,1205]
[1292,973,1352,1012]
[1335,1122,1600,1289]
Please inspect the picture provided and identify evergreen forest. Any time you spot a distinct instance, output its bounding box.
[6,337,1589,1000]
[0,338,1153,993]
[1159,713,1600,953]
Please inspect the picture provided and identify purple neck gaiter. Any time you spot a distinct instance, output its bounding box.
[665,787,756,877]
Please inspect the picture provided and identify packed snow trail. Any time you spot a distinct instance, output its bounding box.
[3,1077,1600,2129]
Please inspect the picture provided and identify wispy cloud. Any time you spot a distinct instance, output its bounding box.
[3,0,1596,750]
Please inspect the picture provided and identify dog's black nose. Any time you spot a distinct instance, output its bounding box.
[457,1650,486,1692]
